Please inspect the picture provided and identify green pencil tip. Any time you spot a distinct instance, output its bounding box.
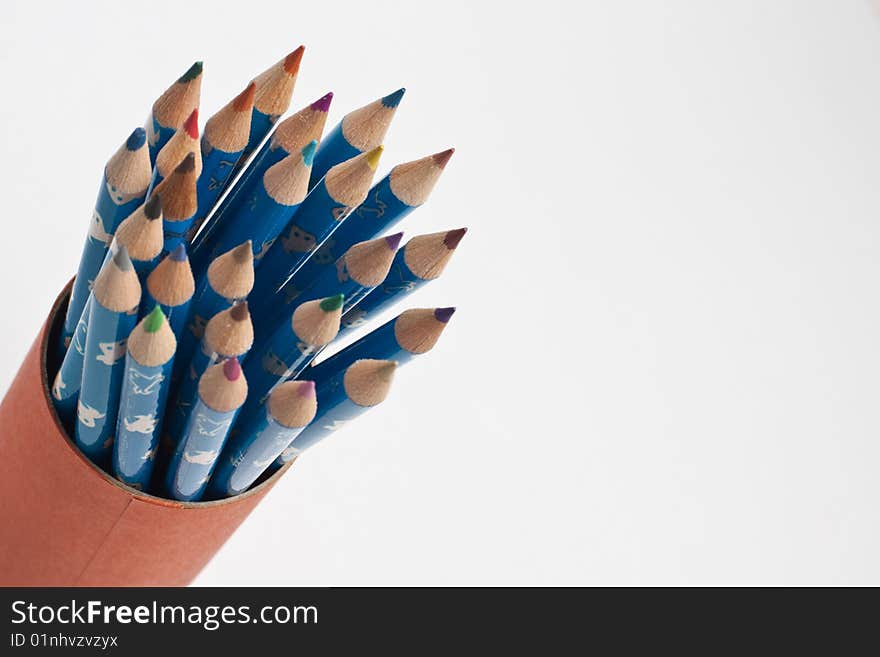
[320,293,345,312]
[144,305,166,333]
[178,61,203,83]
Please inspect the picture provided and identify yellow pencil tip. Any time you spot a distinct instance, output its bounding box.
[365,145,384,170]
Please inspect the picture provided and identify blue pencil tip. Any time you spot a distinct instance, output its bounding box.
[126,128,147,151]
[170,243,188,262]
[301,140,318,167]
[381,88,406,108]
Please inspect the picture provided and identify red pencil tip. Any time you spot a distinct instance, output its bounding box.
[444,227,467,250]
[284,46,305,75]
[234,82,257,112]
[184,108,199,139]
[223,357,242,381]
[433,148,455,169]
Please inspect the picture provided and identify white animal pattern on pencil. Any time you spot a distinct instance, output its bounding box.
[129,369,164,395]
[88,209,112,245]
[123,414,157,434]
[96,340,127,365]
[195,414,230,437]
[52,374,66,400]
[77,401,105,428]
[183,449,218,465]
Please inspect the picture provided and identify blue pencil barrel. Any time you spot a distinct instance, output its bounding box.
[337,249,422,341]
[113,356,174,490]
[75,301,138,466]
[147,118,176,165]
[189,139,288,268]
[250,180,350,319]
[62,184,146,355]
[283,174,412,296]
[165,399,239,501]
[245,110,278,158]
[51,298,91,425]
[202,181,303,270]
[174,281,236,379]
[273,370,362,466]
[209,409,305,498]
[309,122,358,189]
[163,213,196,255]
[310,318,413,380]
[239,317,318,423]
[194,142,246,229]
[163,343,218,444]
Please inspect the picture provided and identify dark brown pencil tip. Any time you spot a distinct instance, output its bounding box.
[444,228,467,250]
[433,148,454,169]
[175,152,196,174]
[230,301,249,321]
[232,241,252,263]
[144,194,162,220]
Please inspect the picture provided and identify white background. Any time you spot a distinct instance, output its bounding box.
[1,1,879,585]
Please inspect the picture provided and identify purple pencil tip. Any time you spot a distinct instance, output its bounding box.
[384,232,404,251]
[434,307,456,323]
[170,243,187,262]
[310,92,333,113]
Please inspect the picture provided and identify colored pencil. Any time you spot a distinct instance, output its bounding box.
[164,302,253,446]
[249,146,384,320]
[140,244,195,340]
[174,242,254,382]
[309,88,404,187]
[310,307,454,380]
[190,91,333,263]
[146,61,203,164]
[197,140,316,270]
[339,228,466,339]
[152,152,198,254]
[112,306,176,490]
[148,108,201,196]
[75,247,142,466]
[245,46,304,160]
[275,359,396,465]
[112,194,165,283]
[61,128,151,355]
[286,148,453,295]
[192,82,256,229]
[239,293,343,425]
[165,357,248,502]
[209,380,316,498]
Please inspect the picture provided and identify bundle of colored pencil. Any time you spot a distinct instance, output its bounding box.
[50,46,466,502]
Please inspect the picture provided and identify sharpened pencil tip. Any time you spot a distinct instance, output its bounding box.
[434,307,456,323]
[144,194,162,220]
[365,145,383,171]
[176,152,196,174]
[178,61,203,83]
[183,108,199,139]
[232,241,252,263]
[444,227,467,250]
[233,82,257,112]
[126,127,147,151]
[381,88,406,109]
[385,232,404,251]
[301,140,318,167]
[319,293,345,312]
[311,91,333,113]
[298,380,316,397]
[284,46,304,75]
[433,148,455,169]
[170,243,188,262]
[230,301,249,321]
[113,246,133,272]
[223,357,242,381]
[144,305,166,333]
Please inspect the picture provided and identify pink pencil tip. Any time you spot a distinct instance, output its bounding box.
[310,91,333,113]
[385,232,404,251]
[433,148,455,169]
[299,380,316,397]
[223,357,242,381]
